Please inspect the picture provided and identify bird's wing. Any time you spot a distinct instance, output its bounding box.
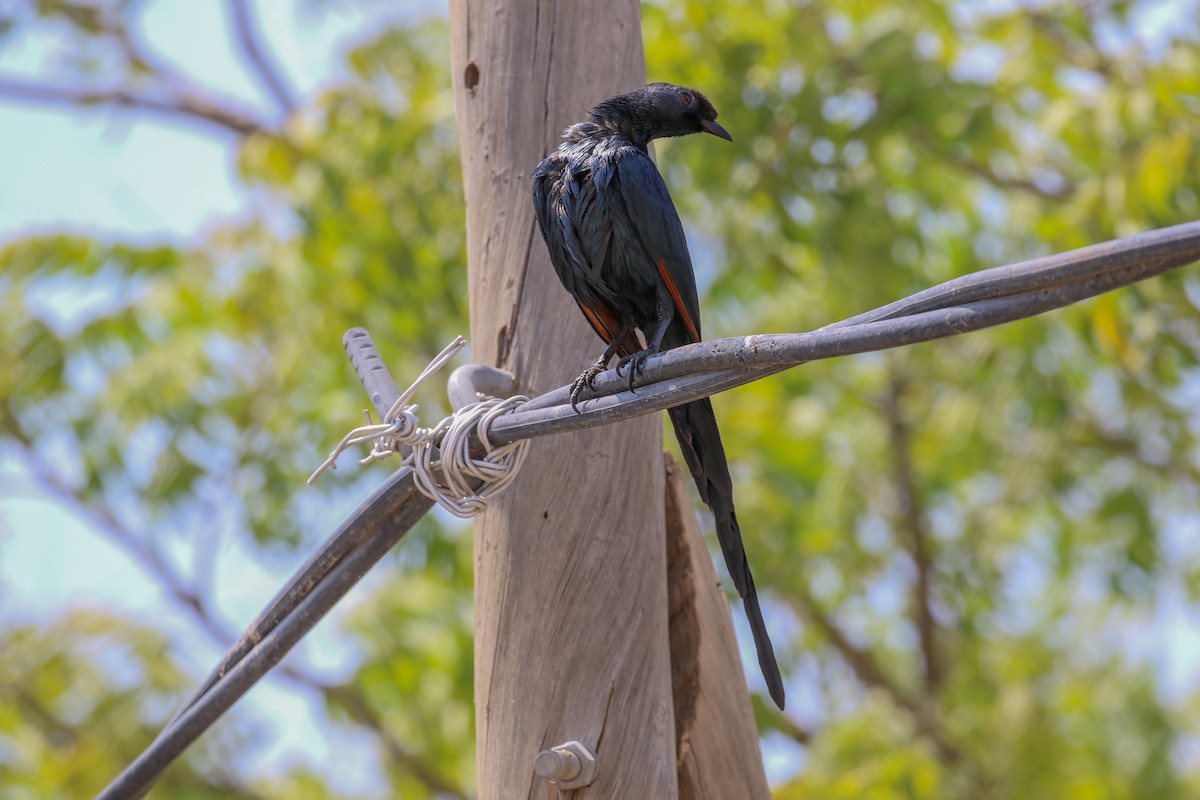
[534,154,633,351]
[614,150,702,343]
[532,156,592,304]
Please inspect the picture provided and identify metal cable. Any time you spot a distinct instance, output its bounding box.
[95,219,1200,799]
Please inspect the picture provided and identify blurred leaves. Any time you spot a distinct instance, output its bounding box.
[1,17,468,550]
[1,7,475,798]
[645,0,1200,795]
[0,611,261,799]
[1,0,1199,798]
[336,526,476,797]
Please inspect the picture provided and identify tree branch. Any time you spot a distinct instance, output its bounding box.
[0,1,283,135]
[322,683,471,799]
[0,76,269,137]
[768,706,815,746]
[1079,421,1200,487]
[826,47,1072,200]
[787,584,963,765]
[909,127,1072,200]
[227,0,297,113]
[3,683,78,745]
[882,365,943,694]
[1029,11,1116,81]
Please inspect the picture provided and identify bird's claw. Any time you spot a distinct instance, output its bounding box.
[569,364,606,414]
[615,347,657,394]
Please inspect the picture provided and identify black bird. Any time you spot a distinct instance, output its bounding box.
[531,83,785,709]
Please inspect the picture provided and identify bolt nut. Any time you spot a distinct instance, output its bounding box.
[533,740,597,789]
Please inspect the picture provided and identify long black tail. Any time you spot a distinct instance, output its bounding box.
[668,398,785,709]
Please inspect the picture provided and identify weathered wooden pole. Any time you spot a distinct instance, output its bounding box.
[448,1,676,797]
[664,454,772,799]
[449,1,772,797]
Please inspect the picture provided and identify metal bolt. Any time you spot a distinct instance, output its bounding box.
[533,740,597,789]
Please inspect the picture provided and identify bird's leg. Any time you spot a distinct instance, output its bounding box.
[616,287,672,393]
[570,329,630,414]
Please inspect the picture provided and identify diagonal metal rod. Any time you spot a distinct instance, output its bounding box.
[161,328,406,733]
[98,331,517,800]
[94,219,1200,799]
[503,219,1200,436]
[98,468,432,800]
[99,329,418,800]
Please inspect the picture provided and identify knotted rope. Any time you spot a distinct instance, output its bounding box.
[308,337,529,518]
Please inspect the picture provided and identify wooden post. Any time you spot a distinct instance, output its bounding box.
[665,454,772,799]
[449,2,774,797]
[448,1,677,798]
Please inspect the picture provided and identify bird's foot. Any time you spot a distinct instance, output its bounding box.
[569,363,606,414]
[615,346,659,394]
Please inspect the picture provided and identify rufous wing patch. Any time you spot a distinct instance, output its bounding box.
[656,258,700,343]
[577,299,620,344]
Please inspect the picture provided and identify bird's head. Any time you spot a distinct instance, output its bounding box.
[587,83,732,147]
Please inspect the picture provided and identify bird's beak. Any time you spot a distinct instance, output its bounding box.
[701,118,733,141]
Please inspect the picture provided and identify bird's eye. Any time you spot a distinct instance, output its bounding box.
[679,91,693,106]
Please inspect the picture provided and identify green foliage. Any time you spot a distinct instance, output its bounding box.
[1,19,468,550]
[2,1,1199,798]
[339,526,476,796]
[645,0,1200,795]
[1,11,476,798]
[0,611,259,799]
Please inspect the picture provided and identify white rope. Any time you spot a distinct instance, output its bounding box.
[307,337,530,518]
[408,395,529,518]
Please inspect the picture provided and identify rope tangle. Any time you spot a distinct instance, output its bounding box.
[408,394,529,518]
[308,336,529,518]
